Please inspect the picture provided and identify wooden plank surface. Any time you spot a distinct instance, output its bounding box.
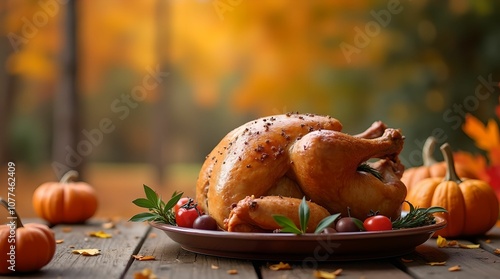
[3,219,150,279]
[124,227,259,279]
[398,227,500,279]
[4,220,500,279]
[259,260,413,279]
[477,226,500,255]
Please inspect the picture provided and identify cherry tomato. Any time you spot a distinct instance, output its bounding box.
[363,215,392,231]
[176,207,200,228]
[174,197,190,213]
[174,197,204,227]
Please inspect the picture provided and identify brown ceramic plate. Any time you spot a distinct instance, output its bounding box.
[150,217,446,261]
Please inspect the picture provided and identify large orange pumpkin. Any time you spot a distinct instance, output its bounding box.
[32,170,98,224]
[0,198,56,274]
[402,136,479,189]
[406,143,499,237]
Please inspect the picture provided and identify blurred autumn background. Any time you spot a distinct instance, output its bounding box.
[1,0,500,219]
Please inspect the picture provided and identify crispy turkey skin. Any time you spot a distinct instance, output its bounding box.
[196,113,406,232]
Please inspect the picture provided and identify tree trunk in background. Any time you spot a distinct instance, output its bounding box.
[151,0,170,186]
[52,0,81,179]
[0,46,15,166]
[0,7,15,165]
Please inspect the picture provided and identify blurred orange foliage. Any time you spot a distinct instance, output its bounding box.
[461,96,500,201]
[2,0,407,115]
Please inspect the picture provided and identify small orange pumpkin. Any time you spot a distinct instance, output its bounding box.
[402,137,479,190]
[406,143,499,237]
[32,170,98,224]
[0,198,56,274]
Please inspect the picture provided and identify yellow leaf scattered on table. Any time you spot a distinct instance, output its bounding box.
[313,270,337,279]
[485,239,492,243]
[102,222,116,229]
[132,255,156,261]
[427,261,446,266]
[333,269,343,276]
[494,248,500,255]
[56,239,64,244]
[62,227,72,233]
[134,268,157,279]
[436,236,458,247]
[227,269,238,274]
[458,243,480,249]
[211,264,219,269]
[148,233,157,238]
[88,230,112,238]
[448,265,461,272]
[269,262,292,271]
[437,235,448,247]
[72,249,101,256]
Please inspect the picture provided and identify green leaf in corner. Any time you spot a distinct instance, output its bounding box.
[272,215,303,234]
[299,197,310,233]
[314,213,341,234]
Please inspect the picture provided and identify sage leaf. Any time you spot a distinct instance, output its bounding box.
[165,191,184,211]
[129,212,158,222]
[314,213,340,234]
[132,198,156,209]
[143,184,158,203]
[272,215,303,234]
[131,185,184,225]
[299,197,310,233]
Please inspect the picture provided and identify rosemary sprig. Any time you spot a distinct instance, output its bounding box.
[392,201,447,229]
[272,197,340,234]
[357,163,383,181]
[129,184,183,225]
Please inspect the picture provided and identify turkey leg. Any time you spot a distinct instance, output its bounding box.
[289,128,406,220]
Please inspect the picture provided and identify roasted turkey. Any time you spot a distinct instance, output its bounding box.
[196,113,406,232]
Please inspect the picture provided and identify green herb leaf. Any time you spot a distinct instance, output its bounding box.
[132,198,156,209]
[272,215,303,234]
[165,191,183,211]
[392,201,447,229]
[129,212,158,222]
[357,163,383,181]
[143,184,158,203]
[273,197,342,234]
[130,185,184,225]
[299,197,310,233]
[424,206,447,214]
[352,217,365,231]
[314,213,340,234]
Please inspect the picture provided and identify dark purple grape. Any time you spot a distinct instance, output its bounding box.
[335,217,362,232]
[192,215,218,230]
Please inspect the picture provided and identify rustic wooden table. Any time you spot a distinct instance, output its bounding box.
[3,220,500,279]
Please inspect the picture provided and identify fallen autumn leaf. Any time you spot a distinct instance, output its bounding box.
[72,249,101,256]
